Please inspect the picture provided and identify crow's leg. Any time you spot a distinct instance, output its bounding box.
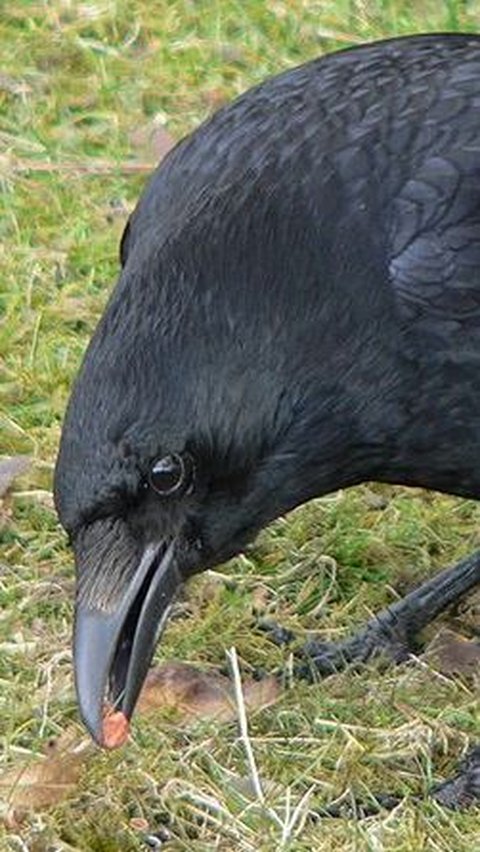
[312,747,480,817]
[262,551,480,811]
[295,549,480,677]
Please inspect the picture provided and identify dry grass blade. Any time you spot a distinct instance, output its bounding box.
[226,648,288,838]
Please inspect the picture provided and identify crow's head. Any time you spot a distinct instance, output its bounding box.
[54,183,363,746]
[54,85,397,745]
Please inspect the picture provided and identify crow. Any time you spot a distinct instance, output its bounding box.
[54,34,480,804]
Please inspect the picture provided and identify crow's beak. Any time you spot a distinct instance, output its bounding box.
[74,540,181,747]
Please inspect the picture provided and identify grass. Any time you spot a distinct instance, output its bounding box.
[1,1,480,849]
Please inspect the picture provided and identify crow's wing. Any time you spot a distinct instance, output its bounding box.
[388,74,480,342]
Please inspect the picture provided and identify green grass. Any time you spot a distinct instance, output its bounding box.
[1,1,480,849]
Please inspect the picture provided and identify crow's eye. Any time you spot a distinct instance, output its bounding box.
[149,453,193,497]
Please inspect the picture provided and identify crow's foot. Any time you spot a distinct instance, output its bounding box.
[260,550,480,678]
[299,613,412,678]
[432,746,480,810]
[312,748,480,819]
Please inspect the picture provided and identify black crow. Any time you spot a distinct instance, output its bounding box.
[54,34,480,799]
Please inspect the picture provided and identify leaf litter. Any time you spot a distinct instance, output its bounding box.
[0,662,279,824]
